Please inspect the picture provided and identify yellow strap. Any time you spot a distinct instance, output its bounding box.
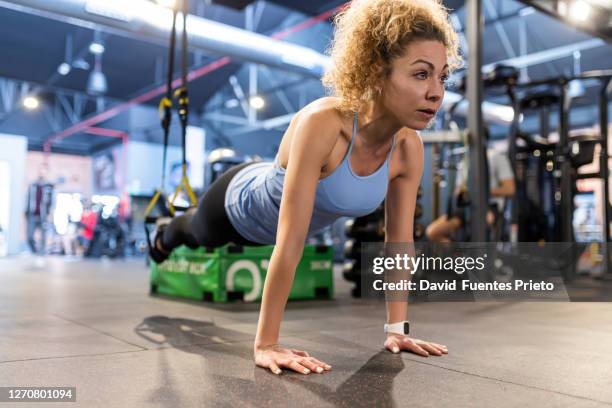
[181,163,197,205]
[167,198,176,217]
[173,86,188,101]
[183,175,198,205]
[159,97,172,111]
[168,164,198,208]
[143,190,161,218]
[158,97,172,122]
[143,189,176,219]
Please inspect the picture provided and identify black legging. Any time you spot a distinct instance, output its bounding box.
[160,162,263,251]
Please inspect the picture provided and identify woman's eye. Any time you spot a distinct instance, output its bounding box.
[415,72,428,79]
[440,75,449,84]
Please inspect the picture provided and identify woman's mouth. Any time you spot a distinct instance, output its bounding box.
[416,109,436,120]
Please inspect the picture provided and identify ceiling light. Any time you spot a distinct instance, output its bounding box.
[87,54,108,95]
[569,0,591,22]
[23,96,40,110]
[249,95,265,110]
[568,79,586,98]
[88,71,108,95]
[89,41,105,55]
[569,50,585,98]
[57,62,71,76]
[60,35,73,76]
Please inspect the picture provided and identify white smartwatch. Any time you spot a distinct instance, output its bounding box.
[384,321,410,336]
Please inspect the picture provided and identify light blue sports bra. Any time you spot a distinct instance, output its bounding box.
[224,112,397,244]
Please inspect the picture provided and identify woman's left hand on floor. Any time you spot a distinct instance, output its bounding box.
[384,333,448,356]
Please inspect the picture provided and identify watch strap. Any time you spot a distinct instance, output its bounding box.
[384,321,410,335]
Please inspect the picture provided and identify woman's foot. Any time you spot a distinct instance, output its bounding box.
[149,223,171,264]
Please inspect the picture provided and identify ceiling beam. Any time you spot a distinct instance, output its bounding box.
[483,38,606,71]
[0,0,333,77]
[516,0,612,42]
[0,0,343,146]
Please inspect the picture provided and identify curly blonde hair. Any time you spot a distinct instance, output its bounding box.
[322,0,462,114]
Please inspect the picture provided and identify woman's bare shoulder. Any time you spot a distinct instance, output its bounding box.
[393,128,424,177]
[288,97,349,146]
[394,128,424,157]
[293,97,347,126]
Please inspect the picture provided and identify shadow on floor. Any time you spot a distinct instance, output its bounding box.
[134,315,250,348]
[135,316,405,407]
[266,350,404,407]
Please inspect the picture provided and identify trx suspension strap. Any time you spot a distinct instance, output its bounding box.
[143,2,180,253]
[144,2,179,222]
[169,0,197,209]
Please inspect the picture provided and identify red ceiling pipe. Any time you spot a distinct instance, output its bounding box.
[270,5,346,40]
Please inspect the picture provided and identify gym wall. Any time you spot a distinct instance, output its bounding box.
[26,152,93,197]
[0,134,27,255]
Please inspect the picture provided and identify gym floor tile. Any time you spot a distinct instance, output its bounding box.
[292,320,612,405]
[0,338,607,408]
[0,315,142,362]
[0,257,611,407]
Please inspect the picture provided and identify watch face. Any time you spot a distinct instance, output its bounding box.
[404,321,410,335]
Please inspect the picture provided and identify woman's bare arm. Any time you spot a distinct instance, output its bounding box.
[384,130,423,324]
[254,107,341,374]
[383,130,447,357]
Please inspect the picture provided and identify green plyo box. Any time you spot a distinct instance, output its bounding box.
[150,244,334,302]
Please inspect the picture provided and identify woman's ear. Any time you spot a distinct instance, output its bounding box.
[376,63,393,91]
[372,67,386,96]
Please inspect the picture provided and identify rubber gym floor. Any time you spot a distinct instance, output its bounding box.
[1,256,611,407]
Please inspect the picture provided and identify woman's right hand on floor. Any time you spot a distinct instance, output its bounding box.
[254,344,332,375]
